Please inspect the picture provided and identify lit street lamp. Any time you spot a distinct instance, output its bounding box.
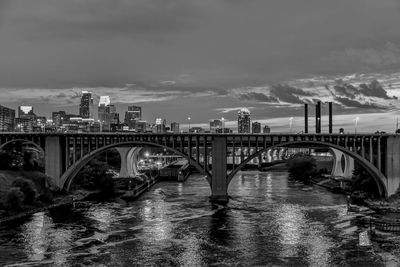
[354,117,360,134]
[289,117,293,133]
[188,116,191,132]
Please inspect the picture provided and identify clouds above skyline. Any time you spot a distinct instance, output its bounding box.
[1,1,400,129]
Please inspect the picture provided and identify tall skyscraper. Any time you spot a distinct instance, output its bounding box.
[18,106,35,119]
[52,111,66,127]
[0,105,15,132]
[98,96,111,131]
[238,108,251,133]
[79,91,94,119]
[155,118,166,133]
[124,105,142,130]
[108,105,120,131]
[17,106,36,132]
[252,121,261,133]
[171,122,180,133]
[97,96,119,132]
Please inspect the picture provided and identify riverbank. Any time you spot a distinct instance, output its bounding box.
[305,174,400,265]
[0,170,65,222]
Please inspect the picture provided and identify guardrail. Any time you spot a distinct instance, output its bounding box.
[371,219,400,232]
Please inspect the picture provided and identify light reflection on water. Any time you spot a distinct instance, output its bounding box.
[0,171,381,266]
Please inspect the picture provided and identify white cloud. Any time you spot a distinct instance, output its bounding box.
[215,107,255,114]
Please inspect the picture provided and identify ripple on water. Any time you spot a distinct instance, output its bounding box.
[0,171,385,266]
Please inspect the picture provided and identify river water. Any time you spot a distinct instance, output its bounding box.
[0,171,386,266]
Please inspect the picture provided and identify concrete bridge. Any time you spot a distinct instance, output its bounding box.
[0,133,399,202]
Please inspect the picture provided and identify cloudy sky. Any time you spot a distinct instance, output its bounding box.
[1,0,400,132]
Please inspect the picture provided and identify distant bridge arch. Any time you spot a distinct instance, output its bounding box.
[61,141,211,191]
[0,139,45,155]
[226,141,387,197]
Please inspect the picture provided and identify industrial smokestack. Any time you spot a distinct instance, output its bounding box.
[328,102,333,134]
[304,103,308,133]
[316,101,321,133]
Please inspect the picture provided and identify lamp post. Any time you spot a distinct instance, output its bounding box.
[188,116,191,132]
[354,117,360,134]
[221,117,225,131]
[289,117,293,133]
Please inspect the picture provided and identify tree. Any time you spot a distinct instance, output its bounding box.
[351,167,379,197]
[287,153,318,183]
[11,178,37,204]
[6,187,25,211]
[73,159,115,197]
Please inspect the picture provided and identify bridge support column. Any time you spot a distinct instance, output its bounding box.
[385,136,400,196]
[116,147,141,178]
[210,136,228,203]
[330,148,354,178]
[45,136,64,188]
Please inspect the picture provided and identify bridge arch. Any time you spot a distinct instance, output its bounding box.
[0,139,44,155]
[61,141,211,191]
[226,141,388,198]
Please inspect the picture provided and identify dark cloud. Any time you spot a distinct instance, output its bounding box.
[270,84,313,104]
[239,92,278,103]
[333,84,358,99]
[335,97,379,109]
[359,80,391,99]
[331,80,392,100]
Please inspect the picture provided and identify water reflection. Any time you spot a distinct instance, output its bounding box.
[21,212,49,261]
[20,211,74,266]
[0,171,378,266]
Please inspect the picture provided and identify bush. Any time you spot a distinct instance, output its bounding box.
[11,178,37,204]
[351,168,380,198]
[6,187,25,211]
[287,153,318,183]
[74,159,115,197]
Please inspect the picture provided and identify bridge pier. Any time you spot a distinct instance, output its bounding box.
[330,148,354,178]
[45,136,64,188]
[116,147,142,178]
[385,136,400,196]
[210,136,228,203]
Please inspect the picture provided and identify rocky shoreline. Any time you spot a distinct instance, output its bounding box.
[0,195,74,225]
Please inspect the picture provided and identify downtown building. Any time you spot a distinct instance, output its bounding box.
[98,96,120,132]
[124,105,142,130]
[52,111,66,128]
[263,125,271,133]
[252,121,261,133]
[171,122,180,133]
[210,119,223,133]
[79,91,94,119]
[238,108,251,133]
[16,106,36,132]
[154,118,167,133]
[0,105,15,132]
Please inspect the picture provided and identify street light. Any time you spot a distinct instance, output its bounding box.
[289,117,293,133]
[188,116,191,132]
[221,117,225,130]
[354,117,360,134]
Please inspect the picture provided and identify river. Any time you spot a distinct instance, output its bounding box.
[0,171,386,266]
